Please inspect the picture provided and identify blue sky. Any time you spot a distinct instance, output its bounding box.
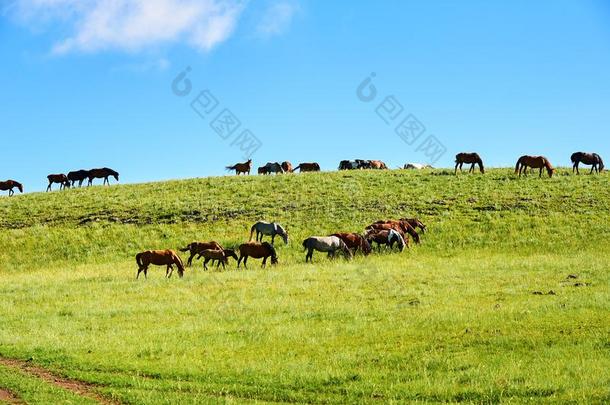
[1,0,609,191]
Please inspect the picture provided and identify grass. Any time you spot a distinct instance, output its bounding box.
[0,168,609,403]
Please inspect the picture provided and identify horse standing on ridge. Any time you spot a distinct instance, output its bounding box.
[455,153,484,174]
[68,170,90,187]
[571,152,604,174]
[293,163,320,172]
[0,180,23,196]
[88,168,119,186]
[226,160,252,175]
[515,156,555,178]
[46,174,70,192]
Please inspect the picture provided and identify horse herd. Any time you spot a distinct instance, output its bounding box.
[135,219,425,278]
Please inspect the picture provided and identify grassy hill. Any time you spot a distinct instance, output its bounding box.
[0,169,609,403]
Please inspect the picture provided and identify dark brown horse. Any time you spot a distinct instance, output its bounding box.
[293,162,320,172]
[281,161,293,173]
[0,180,23,196]
[46,174,70,192]
[515,156,554,178]
[331,233,372,255]
[136,249,185,279]
[226,159,252,175]
[237,242,278,268]
[68,170,90,187]
[398,218,427,233]
[88,168,119,186]
[365,229,408,251]
[180,241,224,266]
[571,152,604,174]
[455,153,484,174]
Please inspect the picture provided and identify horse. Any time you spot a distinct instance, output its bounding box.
[398,218,427,233]
[250,221,289,244]
[67,170,90,187]
[198,249,229,270]
[260,162,284,174]
[179,241,224,266]
[197,248,239,268]
[339,160,359,170]
[294,163,320,172]
[0,180,23,197]
[46,174,70,192]
[355,159,372,169]
[367,220,420,244]
[571,152,604,174]
[331,233,372,256]
[303,236,352,262]
[237,242,278,268]
[455,153,484,174]
[404,163,433,170]
[369,160,388,170]
[366,229,407,251]
[226,159,252,175]
[281,161,293,173]
[515,156,554,178]
[88,168,119,186]
[258,166,269,175]
[135,249,185,279]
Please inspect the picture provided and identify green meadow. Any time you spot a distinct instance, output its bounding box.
[0,169,609,403]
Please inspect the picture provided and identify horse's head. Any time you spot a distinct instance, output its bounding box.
[281,230,289,245]
[113,172,120,182]
[547,167,555,178]
[361,237,372,255]
[16,182,23,193]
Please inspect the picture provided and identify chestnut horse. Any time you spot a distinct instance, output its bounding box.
[226,159,252,175]
[515,156,554,178]
[197,248,239,268]
[135,249,185,279]
[68,170,90,187]
[0,180,23,196]
[46,174,70,192]
[571,152,604,174]
[237,242,278,268]
[180,241,224,266]
[455,153,484,174]
[331,233,372,255]
[281,161,293,173]
[88,167,119,186]
[294,162,320,172]
[369,160,388,170]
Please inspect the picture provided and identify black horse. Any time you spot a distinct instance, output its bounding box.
[571,152,604,174]
[68,170,90,187]
[88,167,119,186]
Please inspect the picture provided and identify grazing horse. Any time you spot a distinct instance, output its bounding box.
[258,166,269,175]
[0,180,23,197]
[339,160,359,170]
[331,233,372,256]
[367,220,420,244]
[281,161,293,173]
[180,241,224,266]
[260,162,284,174]
[197,248,239,268]
[46,174,70,192]
[571,152,604,174]
[88,168,119,186]
[369,160,388,170]
[135,249,185,279]
[404,163,433,170]
[294,162,320,172]
[226,159,252,175]
[237,242,278,268]
[515,156,555,178]
[398,218,427,233]
[366,229,407,251]
[67,170,90,187]
[455,153,484,174]
[198,249,229,270]
[355,159,372,169]
[303,236,352,262]
[250,221,289,244]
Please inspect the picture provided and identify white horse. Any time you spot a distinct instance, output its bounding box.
[302,236,352,262]
[250,221,289,244]
[404,163,433,170]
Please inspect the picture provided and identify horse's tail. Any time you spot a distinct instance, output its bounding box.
[225,165,236,171]
[514,158,522,174]
[302,238,309,251]
[135,252,144,267]
[249,224,257,241]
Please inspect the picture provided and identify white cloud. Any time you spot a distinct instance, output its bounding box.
[9,0,247,54]
[256,0,299,38]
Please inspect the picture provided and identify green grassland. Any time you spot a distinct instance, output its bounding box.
[0,168,609,403]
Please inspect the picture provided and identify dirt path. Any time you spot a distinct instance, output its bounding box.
[0,387,23,404]
[0,358,118,404]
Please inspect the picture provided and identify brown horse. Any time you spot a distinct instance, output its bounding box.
[367,220,420,244]
[515,156,554,178]
[257,166,269,175]
[365,229,408,251]
[88,167,119,186]
[0,180,23,196]
[67,170,90,187]
[135,249,185,279]
[398,218,427,233]
[46,174,70,192]
[293,162,320,172]
[331,233,372,255]
[226,159,252,175]
[237,242,278,268]
[198,249,229,270]
[571,152,604,174]
[281,161,293,173]
[455,153,484,174]
[369,160,388,170]
[197,248,239,268]
[180,241,224,266]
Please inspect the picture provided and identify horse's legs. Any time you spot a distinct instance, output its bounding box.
[271,234,276,244]
[590,165,595,175]
[469,163,475,173]
[454,162,459,175]
[237,255,243,268]
[243,256,248,269]
[539,167,543,178]
[262,256,267,268]
[187,253,195,267]
[137,267,143,279]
